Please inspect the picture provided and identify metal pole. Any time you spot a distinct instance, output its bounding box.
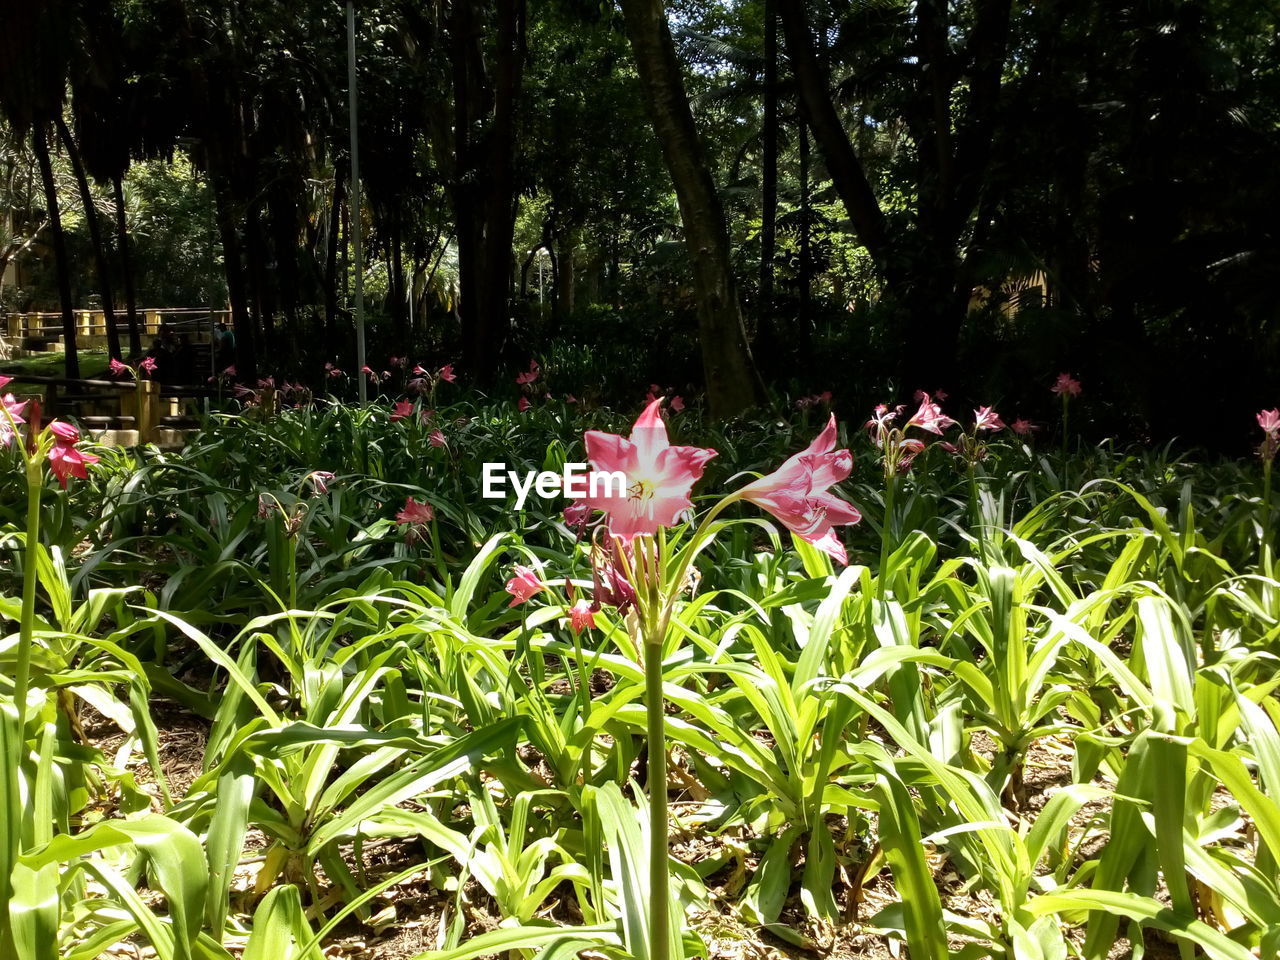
[347,0,367,403]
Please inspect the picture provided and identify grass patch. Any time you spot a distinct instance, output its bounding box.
[0,350,112,379]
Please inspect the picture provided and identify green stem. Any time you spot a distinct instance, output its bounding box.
[569,617,593,782]
[2,457,42,952]
[968,464,983,551]
[15,458,42,736]
[1061,396,1070,468]
[287,527,298,610]
[1264,459,1273,583]
[644,637,670,960]
[878,475,897,599]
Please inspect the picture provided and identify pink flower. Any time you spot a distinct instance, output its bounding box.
[308,471,335,495]
[518,396,531,412]
[438,364,456,383]
[395,497,435,525]
[564,500,592,532]
[907,393,956,435]
[109,358,129,377]
[568,599,597,634]
[505,564,544,606]
[591,540,637,613]
[898,438,926,471]
[389,356,404,368]
[913,388,948,403]
[1051,373,1082,397]
[256,377,275,390]
[865,403,902,441]
[223,365,236,378]
[735,414,861,565]
[670,395,685,413]
[1,391,28,448]
[45,422,99,488]
[0,376,9,391]
[326,362,344,378]
[973,406,1005,432]
[428,429,447,447]
[390,400,414,422]
[48,421,79,443]
[571,398,718,541]
[1259,410,1280,462]
[412,364,427,376]
[139,357,158,376]
[515,360,540,385]
[1011,418,1038,436]
[1258,409,1280,437]
[566,394,579,405]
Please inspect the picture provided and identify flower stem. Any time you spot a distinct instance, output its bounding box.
[15,457,42,737]
[2,456,42,951]
[1061,396,1070,467]
[644,635,670,960]
[878,475,897,599]
[1264,459,1273,583]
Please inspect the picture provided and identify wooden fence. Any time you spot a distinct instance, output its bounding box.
[2,373,212,447]
[3,308,234,344]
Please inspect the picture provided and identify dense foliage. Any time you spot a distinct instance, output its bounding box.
[1,0,1277,435]
[4,380,1280,957]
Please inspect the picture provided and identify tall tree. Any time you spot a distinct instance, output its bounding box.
[55,115,122,361]
[778,0,1013,387]
[110,174,141,355]
[618,0,763,417]
[0,0,81,377]
[448,0,528,380]
[759,0,778,314]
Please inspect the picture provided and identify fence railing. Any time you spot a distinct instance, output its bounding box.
[3,373,214,446]
[3,308,234,342]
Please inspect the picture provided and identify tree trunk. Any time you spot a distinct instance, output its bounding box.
[324,161,345,339]
[244,199,274,370]
[778,0,1012,390]
[112,174,142,356]
[778,1,890,265]
[450,0,485,376]
[799,121,811,320]
[212,177,256,382]
[449,0,526,381]
[32,124,79,378]
[759,0,778,314]
[391,205,406,335]
[618,0,763,417]
[55,116,121,361]
[554,231,575,321]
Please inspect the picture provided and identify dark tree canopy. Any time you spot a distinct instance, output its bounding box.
[0,0,1276,438]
